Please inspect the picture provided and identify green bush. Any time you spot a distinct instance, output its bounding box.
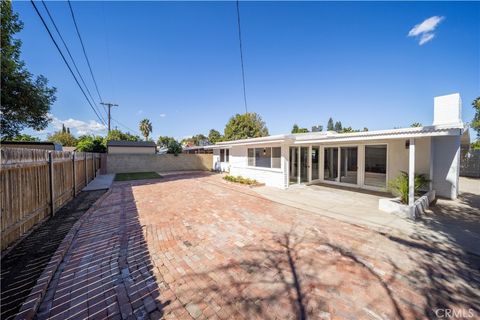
[389,171,429,204]
[223,175,258,186]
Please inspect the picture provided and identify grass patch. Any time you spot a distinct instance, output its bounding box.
[223,175,258,186]
[115,172,162,181]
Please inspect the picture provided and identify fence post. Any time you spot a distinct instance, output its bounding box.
[84,152,87,186]
[72,152,76,196]
[92,153,95,178]
[48,151,55,216]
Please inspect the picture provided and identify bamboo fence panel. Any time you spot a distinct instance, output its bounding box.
[1,148,51,250]
[1,148,102,250]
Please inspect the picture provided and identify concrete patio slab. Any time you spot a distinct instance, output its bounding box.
[82,174,115,191]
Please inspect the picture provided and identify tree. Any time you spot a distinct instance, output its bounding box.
[11,133,40,142]
[139,119,152,141]
[311,125,323,132]
[1,0,56,139]
[410,122,422,127]
[157,136,176,148]
[223,112,268,141]
[182,134,209,146]
[327,118,334,131]
[291,124,309,134]
[334,121,343,132]
[167,139,182,155]
[76,135,106,152]
[47,130,77,146]
[208,129,222,144]
[105,129,140,142]
[471,97,480,139]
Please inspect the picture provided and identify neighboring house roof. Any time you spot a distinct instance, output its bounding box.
[1,141,63,151]
[63,146,77,152]
[205,123,468,149]
[107,140,156,147]
[182,145,210,151]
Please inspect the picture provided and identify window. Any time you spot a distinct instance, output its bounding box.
[255,148,271,168]
[272,147,281,168]
[364,145,387,188]
[247,147,281,169]
[220,149,225,162]
[248,148,254,166]
[226,149,229,162]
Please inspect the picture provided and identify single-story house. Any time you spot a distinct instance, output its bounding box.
[207,93,470,206]
[0,141,62,151]
[107,140,157,154]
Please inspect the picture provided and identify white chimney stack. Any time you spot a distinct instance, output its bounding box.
[433,93,462,125]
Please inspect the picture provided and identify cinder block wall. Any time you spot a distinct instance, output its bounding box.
[106,154,213,173]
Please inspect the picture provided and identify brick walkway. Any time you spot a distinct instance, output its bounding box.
[31,172,479,319]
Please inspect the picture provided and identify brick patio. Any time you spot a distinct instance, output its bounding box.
[28,172,479,319]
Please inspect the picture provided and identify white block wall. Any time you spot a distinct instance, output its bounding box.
[432,135,461,199]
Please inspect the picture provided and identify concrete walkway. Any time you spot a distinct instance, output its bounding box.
[255,183,417,236]
[83,174,115,191]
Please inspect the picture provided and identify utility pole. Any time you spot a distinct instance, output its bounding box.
[100,102,118,132]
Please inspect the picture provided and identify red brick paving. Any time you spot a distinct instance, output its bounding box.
[31,172,479,319]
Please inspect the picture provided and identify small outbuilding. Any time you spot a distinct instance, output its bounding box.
[107,140,157,154]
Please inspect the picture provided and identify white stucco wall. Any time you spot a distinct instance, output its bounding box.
[432,135,460,199]
[387,137,431,181]
[227,143,287,189]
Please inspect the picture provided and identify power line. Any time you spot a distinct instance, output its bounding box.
[41,0,107,125]
[236,0,248,114]
[67,0,103,103]
[111,117,142,136]
[30,0,106,127]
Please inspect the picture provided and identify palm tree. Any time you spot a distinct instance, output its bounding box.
[139,119,152,141]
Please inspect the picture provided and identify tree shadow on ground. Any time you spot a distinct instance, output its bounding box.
[173,227,417,319]
[387,191,480,319]
[26,182,170,319]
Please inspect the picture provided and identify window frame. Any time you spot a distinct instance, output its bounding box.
[247,146,282,170]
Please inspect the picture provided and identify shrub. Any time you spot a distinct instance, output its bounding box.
[389,171,429,204]
[223,175,258,186]
[167,140,182,156]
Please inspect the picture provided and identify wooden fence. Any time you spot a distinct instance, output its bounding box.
[1,148,102,251]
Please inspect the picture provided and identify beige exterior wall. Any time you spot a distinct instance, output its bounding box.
[106,153,212,173]
[107,146,156,154]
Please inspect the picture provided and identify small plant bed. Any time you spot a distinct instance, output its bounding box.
[115,172,162,181]
[223,175,259,186]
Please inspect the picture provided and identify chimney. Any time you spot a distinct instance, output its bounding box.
[433,93,462,125]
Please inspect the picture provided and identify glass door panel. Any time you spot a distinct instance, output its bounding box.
[340,147,358,184]
[300,147,309,183]
[311,147,319,180]
[364,145,387,188]
[324,147,338,181]
[289,147,298,184]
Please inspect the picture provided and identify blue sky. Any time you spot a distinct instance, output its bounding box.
[14,1,479,140]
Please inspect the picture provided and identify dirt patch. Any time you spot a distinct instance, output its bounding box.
[0,190,106,320]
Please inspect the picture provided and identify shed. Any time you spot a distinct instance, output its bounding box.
[107,140,157,154]
[0,141,62,151]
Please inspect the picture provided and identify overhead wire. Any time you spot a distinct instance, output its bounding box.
[236,0,248,114]
[41,0,107,125]
[30,0,107,127]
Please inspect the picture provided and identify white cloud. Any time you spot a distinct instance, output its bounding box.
[50,115,106,135]
[408,16,444,45]
[159,113,166,118]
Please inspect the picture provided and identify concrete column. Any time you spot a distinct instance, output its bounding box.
[409,138,415,217]
[297,146,301,184]
[429,138,434,191]
[308,146,312,182]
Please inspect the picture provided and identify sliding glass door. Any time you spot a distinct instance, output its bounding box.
[340,147,358,184]
[364,145,387,188]
[300,147,309,183]
[324,147,338,181]
[311,147,319,180]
